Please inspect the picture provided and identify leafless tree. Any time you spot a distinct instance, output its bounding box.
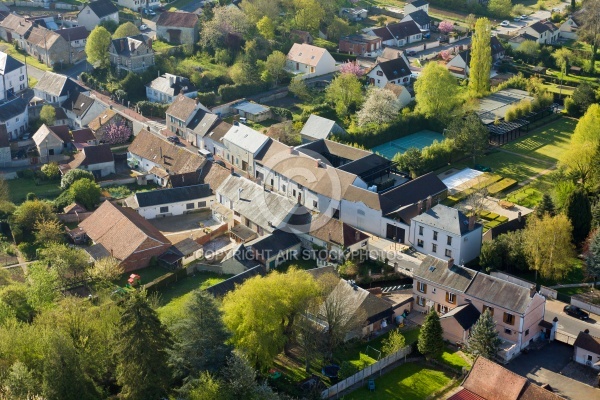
[579,0,600,73]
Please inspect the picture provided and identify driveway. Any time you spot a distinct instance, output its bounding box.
[505,342,600,399]
[545,298,600,338]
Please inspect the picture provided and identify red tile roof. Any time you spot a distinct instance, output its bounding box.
[448,389,486,400]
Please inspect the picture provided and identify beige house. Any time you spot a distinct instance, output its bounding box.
[573,330,600,370]
[25,26,70,68]
[285,43,337,79]
[413,256,547,362]
[109,35,155,73]
[156,11,199,45]
[0,14,33,49]
[32,124,71,160]
[77,0,119,32]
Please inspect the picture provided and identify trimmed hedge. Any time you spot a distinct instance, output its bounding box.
[331,52,357,62]
[496,216,509,223]
[487,178,518,195]
[136,101,169,117]
[473,174,502,190]
[485,221,502,229]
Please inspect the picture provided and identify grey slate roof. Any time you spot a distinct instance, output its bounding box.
[146,74,197,97]
[411,204,474,236]
[62,92,95,117]
[371,20,422,41]
[206,265,265,297]
[464,273,535,315]
[573,331,600,354]
[248,230,301,255]
[0,52,24,75]
[86,0,118,18]
[376,57,411,80]
[56,26,89,42]
[300,114,339,140]
[407,10,430,27]
[36,71,86,98]
[134,184,212,207]
[440,303,480,330]
[414,255,476,292]
[0,97,27,121]
[380,172,447,215]
[187,109,219,136]
[528,21,557,34]
[110,35,148,56]
[409,0,428,7]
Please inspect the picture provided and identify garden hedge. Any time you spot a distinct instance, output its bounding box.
[487,178,518,195]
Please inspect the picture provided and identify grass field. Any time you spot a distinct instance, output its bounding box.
[477,150,550,182]
[0,42,51,71]
[8,178,62,204]
[437,346,471,370]
[346,362,454,400]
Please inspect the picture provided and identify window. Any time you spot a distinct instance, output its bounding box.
[438,305,449,314]
[417,296,425,306]
[417,282,427,293]
[419,226,424,236]
[197,201,206,208]
[282,184,286,193]
[447,236,452,245]
[503,312,515,325]
[159,206,168,213]
[505,328,512,334]
[270,178,274,186]
[525,329,530,336]
[417,239,424,248]
[293,189,297,197]
[377,70,383,76]
[433,231,438,240]
[588,355,593,361]
[186,203,194,210]
[432,243,437,253]
[445,249,452,257]
[483,305,494,316]
[446,292,456,304]
[313,200,318,208]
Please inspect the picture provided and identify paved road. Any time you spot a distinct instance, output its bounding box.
[495,1,570,36]
[545,298,600,338]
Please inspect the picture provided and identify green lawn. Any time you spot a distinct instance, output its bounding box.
[501,118,576,164]
[278,258,319,272]
[151,40,178,53]
[437,346,471,370]
[8,178,62,204]
[116,264,171,287]
[476,150,550,182]
[346,362,454,400]
[0,42,52,71]
[156,272,230,324]
[556,285,598,296]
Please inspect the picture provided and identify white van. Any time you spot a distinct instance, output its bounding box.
[198,148,214,161]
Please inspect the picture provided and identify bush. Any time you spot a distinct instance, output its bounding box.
[25,193,37,201]
[270,106,292,120]
[16,169,35,179]
[61,169,95,190]
[473,174,502,190]
[41,162,61,181]
[197,92,217,107]
[17,242,37,261]
[136,101,169,117]
[218,82,269,102]
[564,97,578,116]
[487,178,518,195]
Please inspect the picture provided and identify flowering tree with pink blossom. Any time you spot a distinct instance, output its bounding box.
[339,61,364,77]
[103,121,132,145]
[440,50,451,61]
[439,20,454,34]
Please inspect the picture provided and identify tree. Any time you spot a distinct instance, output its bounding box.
[199,6,250,50]
[357,87,400,126]
[414,62,460,118]
[488,0,512,18]
[85,26,111,69]
[221,268,319,369]
[381,329,406,356]
[325,73,363,117]
[0,176,8,203]
[102,120,131,145]
[516,40,540,63]
[116,290,172,400]
[480,231,528,273]
[327,16,353,42]
[25,263,59,311]
[38,243,90,287]
[34,218,63,245]
[2,361,40,399]
[41,162,60,181]
[592,201,600,230]
[170,290,232,382]
[465,14,477,33]
[535,193,556,218]
[439,20,454,34]
[263,51,287,86]
[417,309,444,360]
[39,106,55,126]
[552,48,573,86]
[339,61,364,77]
[60,168,95,190]
[560,104,600,186]
[69,178,101,210]
[523,214,577,280]
[578,0,600,73]
[466,309,501,359]
[186,372,223,400]
[229,61,256,85]
[469,18,492,97]
[571,83,597,116]
[565,188,592,244]
[289,76,310,101]
[393,147,423,178]
[256,15,275,40]
[446,112,489,162]
[88,257,124,285]
[112,22,140,39]
[293,0,325,33]
[12,200,56,234]
[587,230,600,282]
[295,305,323,372]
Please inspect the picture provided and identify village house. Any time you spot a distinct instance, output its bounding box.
[573,330,600,370]
[522,21,560,45]
[401,9,431,31]
[71,128,98,148]
[201,120,231,158]
[247,230,302,270]
[146,73,198,103]
[125,184,214,219]
[413,256,547,361]
[338,33,382,57]
[447,36,505,77]
[64,144,115,178]
[409,203,483,264]
[56,26,89,64]
[299,114,346,143]
[128,129,208,187]
[285,43,337,79]
[404,0,429,15]
[384,83,413,108]
[0,51,27,101]
[62,91,107,129]
[232,102,271,123]
[88,109,130,142]
[339,8,368,22]
[0,124,10,167]
[109,35,155,73]
[365,20,423,47]
[33,124,71,161]
[155,11,199,45]
[34,71,88,105]
[117,0,161,11]
[367,56,412,88]
[559,12,583,40]
[0,97,28,140]
[222,123,269,174]
[164,94,213,143]
[24,26,70,68]
[79,200,171,272]
[0,14,33,49]
[77,0,119,31]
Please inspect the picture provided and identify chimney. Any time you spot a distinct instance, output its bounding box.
[355,230,360,241]
[517,211,522,222]
[159,146,163,160]
[447,258,454,269]
[130,42,135,53]
[120,40,124,52]
[195,97,200,104]
[147,38,152,49]
[417,199,423,214]
[426,195,432,211]
[230,166,234,175]
[584,329,590,334]
[328,232,332,242]
[316,158,321,168]
[468,214,476,231]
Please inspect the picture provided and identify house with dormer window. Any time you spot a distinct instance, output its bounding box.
[367,57,412,88]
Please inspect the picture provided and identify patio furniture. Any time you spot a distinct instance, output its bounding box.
[368,379,375,391]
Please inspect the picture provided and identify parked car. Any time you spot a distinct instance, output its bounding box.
[406,50,417,56]
[139,24,148,30]
[145,9,156,16]
[513,17,521,22]
[500,20,510,27]
[520,15,528,20]
[157,6,166,11]
[552,7,561,12]
[167,136,180,144]
[563,305,590,320]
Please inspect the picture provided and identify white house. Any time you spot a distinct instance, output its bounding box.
[0,97,28,140]
[366,20,423,47]
[367,57,412,88]
[202,120,231,159]
[222,123,269,174]
[285,43,337,79]
[0,51,27,101]
[34,71,88,105]
[409,204,482,264]
[559,12,583,40]
[384,83,413,108]
[247,230,302,270]
[401,10,431,31]
[118,0,161,11]
[446,36,505,77]
[523,21,560,45]
[61,92,107,129]
[77,0,119,31]
[404,0,429,15]
[573,330,600,370]
[126,184,215,219]
[146,73,198,103]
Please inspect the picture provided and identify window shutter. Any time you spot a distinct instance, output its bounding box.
[423,284,427,294]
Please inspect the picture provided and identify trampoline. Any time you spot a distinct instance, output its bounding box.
[371,130,445,160]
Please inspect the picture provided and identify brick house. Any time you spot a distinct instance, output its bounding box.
[339,33,382,56]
